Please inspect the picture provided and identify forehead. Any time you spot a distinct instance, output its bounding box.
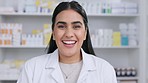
[55,9,83,23]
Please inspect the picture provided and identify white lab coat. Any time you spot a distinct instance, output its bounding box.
[17,49,117,83]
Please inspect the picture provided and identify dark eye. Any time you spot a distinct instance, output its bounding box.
[73,25,81,29]
[57,25,65,29]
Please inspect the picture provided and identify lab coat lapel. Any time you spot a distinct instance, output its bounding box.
[45,49,65,83]
[50,66,65,83]
[77,66,88,83]
[77,49,96,83]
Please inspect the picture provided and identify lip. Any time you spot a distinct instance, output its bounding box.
[62,40,77,48]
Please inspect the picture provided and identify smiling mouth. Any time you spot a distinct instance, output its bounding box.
[62,40,77,45]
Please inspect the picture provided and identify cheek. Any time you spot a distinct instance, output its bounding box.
[76,31,87,40]
[53,30,63,40]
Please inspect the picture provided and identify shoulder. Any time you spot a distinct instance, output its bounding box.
[23,54,51,69]
[27,54,50,63]
[81,49,114,69]
[81,50,117,82]
[86,54,116,78]
[88,54,117,82]
[85,53,114,69]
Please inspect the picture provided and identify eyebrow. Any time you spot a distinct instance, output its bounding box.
[56,21,82,25]
[56,21,66,25]
[72,21,82,25]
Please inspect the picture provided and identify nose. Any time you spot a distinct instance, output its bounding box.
[64,28,74,38]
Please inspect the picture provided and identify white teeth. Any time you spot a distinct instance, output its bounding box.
[63,41,76,44]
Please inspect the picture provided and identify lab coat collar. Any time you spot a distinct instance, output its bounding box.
[45,48,96,83]
[81,48,96,71]
[45,49,64,83]
[77,48,96,83]
[45,49,59,69]
[45,48,96,71]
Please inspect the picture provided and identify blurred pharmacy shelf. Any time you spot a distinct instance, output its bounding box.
[94,46,139,49]
[0,13,52,16]
[117,77,138,81]
[0,13,139,17]
[0,45,47,48]
[1,77,138,81]
[0,76,138,81]
[0,46,139,48]
[0,75,19,81]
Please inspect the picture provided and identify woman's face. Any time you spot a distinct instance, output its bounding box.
[53,9,87,58]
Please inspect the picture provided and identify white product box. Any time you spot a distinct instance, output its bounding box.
[124,2,138,8]
[25,5,37,13]
[112,8,125,14]
[128,35,137,40]
[0,64,10,69]
[125,8,138,14]
[129,39,137,46]
[119,23,128,30]
[0,7,15,13]
[111,3,124,8]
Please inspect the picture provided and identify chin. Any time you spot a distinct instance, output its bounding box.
[61,50,76,56]
[64,52,75,56]
[59,47,80,56]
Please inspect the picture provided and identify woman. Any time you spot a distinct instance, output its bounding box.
[17,1,117,83]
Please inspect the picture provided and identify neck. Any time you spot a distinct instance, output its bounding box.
[59,52,82,64]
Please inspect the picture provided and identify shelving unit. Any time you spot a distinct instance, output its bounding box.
[139,0,147,83]
[0,76,19,81]
[0,12,140,17]
[117,77,138,80]
[0,45,47,48]
[0,0,147,83]
[0,76,139,81]
[146,0,148,82]
[0,45,139,48]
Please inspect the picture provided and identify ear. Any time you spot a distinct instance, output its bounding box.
[84,29,87,40]
[52,32,55,40]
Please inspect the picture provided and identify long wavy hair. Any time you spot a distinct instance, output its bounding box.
[46,1,95,55]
